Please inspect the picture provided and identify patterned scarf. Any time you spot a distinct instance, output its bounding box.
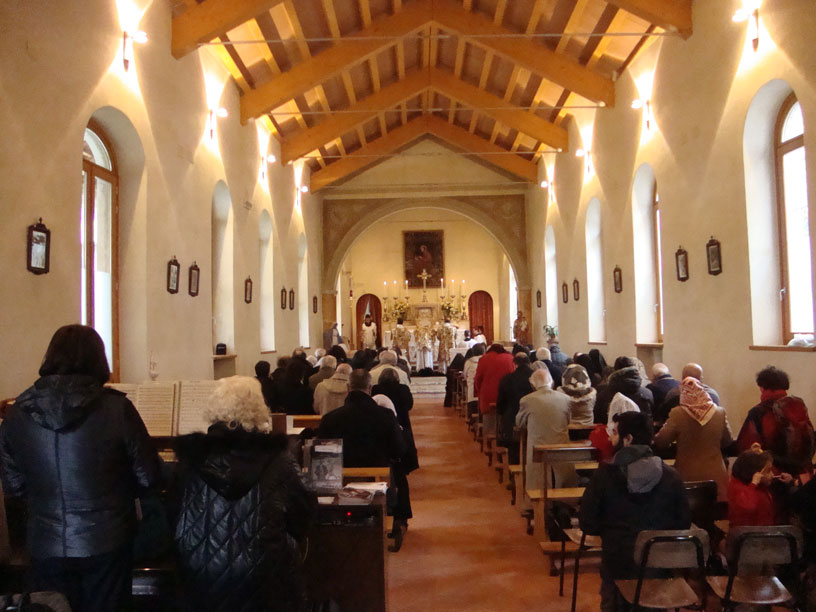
[679,377,716,425]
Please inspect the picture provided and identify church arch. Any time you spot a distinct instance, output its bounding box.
[323,199,529,294]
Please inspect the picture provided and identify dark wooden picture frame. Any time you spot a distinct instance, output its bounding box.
[613,266,622,293]
[244,277,253,304]
[675,247,689,282]
[312,295,318,314]
[188,262,200,297]
[27,218,50,275]
[536,289,542,308]
[561,282,569,303]
[706,236,722,275]
[288,289,295,310]
[573,278,580,301]
[280,287,287,310]
[167,256,180,294]
[404,230,444,288]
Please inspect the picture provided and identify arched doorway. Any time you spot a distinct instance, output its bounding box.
[468,291,494,344]
[355,294,382,349]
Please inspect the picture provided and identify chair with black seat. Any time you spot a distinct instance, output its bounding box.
[683,480,717,533]
[706,525,803,612]
[614,527,709,612]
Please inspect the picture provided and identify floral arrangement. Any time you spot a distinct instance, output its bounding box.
[440,297,464,320]
[391,299,408,320]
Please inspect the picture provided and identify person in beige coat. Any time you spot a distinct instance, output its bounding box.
[314,363,351,416]
[653,376,734,501]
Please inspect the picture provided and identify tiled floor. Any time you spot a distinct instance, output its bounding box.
[388,399,602,612]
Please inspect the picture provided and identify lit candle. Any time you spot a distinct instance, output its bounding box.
[383,280,387,298]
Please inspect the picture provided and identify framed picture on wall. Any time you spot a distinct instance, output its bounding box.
[188,262,200,297]
[312,295,318,314]
[561,282,568,304]
[281,287,287,310]
[536,290,542,308]
[244,277,253,303]
[613,266,623,293]
[27,218,50,275]
[573,279,580,301]
[706,236,722,275]
[167,256,180,294]
[675,247,689,282]
[289,289,295,310]
[404,230,444,288]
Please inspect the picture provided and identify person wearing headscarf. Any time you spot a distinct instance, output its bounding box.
[588,349,610,383]
[273,358,314,415]
[463,344,485,419]
[589,393,640,463]
[516,369,575,502]
[654,377,734,501]
[573,354,600,388]
[558,364,596,425]
[444,352,466,407]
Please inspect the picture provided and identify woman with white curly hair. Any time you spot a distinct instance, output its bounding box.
[174,376,316,612]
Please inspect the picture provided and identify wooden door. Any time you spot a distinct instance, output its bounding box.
[468,290,494,344]
[355,294,382,349]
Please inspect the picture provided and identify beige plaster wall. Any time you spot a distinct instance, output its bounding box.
[0,0,322,397]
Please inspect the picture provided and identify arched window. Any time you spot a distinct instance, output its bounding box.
[297,234,310,347]
[212,182,234,353]
[259,211,275,351]
[585,198,606,342]
[81,124,119,375]
[775,95,813,340]
[544,225,558,329]
[632,164,662,343]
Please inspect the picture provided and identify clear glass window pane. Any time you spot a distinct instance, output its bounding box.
[783,146,814,334]
[80,171,88,325]
[654,207,665,337]
[83,129,112,170]
[781,102,804,143]
[94,177,114,368]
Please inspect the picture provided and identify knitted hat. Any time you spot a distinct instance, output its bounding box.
[561,364,592,396]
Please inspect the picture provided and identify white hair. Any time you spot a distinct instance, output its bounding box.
[372,394,397,417]
[320,355,337,369]
[205,376,271,432]
[380,350,397,365]
[314,348,327,359]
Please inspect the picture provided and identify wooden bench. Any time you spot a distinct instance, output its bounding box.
[342,467,391,486]
[292,414,322,428]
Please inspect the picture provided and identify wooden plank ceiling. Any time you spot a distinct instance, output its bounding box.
[171,0,692,190]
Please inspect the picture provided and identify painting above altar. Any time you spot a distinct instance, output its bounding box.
[404,230,444,288]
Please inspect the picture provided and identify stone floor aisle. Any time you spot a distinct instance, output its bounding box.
[387,399,602,612]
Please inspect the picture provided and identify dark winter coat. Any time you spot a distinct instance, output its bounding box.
[317,390,407,467]
[549,345,570,369]
[645,374,679,416]
[495,365,534,448]
[0,375,160,559]
[371,382,418,472]
[173,426,315,612]
[593,366,654,424]
[579,445,690,580]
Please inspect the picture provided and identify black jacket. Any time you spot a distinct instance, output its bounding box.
[593,366,654,423]
[0,375,160,558]
[317,391,406,467]
[495,366,534,447]
[579,445,690,580]
[645,374,679,416]
[174,426,315,612]
[371,382,418,473]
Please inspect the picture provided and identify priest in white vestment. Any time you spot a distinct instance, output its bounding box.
[360,314,378,350]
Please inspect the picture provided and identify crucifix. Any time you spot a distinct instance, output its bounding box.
[416,268,431,303]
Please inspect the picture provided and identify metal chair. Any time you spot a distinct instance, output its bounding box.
[682,480,718,534]
[614,528,709,611]
[706,525,803,612]
[560,526,602,612]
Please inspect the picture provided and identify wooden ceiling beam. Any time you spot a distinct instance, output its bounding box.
[605,0,693,39]
[172,0,286,58]
[311,118,429,191]
[429,69,567,150]
[310,114,538,190]
[281,71,430,163]
[241,0,431,122]
[430,0,615,106]
[424,115,538,182]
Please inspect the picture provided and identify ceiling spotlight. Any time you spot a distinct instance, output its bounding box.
[631,99,644,109]
[540,180,549,189]
[300,185,309,193]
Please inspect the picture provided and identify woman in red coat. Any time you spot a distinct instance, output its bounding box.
[474,344,515,436]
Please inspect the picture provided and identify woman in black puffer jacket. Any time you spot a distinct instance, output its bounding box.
[0,325,160,612]
[173,376,316,612]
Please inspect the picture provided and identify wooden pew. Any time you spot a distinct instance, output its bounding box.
[292,414,322,428]
[342,467,391,486]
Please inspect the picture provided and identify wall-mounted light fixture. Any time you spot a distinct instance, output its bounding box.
[299,184,309,194]
[631,98,653,131]
[575,148,593,176]
[539,180,549,189]
[122,30,148,72]
[260,153,277,180]
[208,107,228,139]
[733,0,761,51]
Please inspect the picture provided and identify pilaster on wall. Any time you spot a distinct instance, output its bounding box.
[322,292,337,345]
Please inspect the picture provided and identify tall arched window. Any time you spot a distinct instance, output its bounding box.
[632,164,662,343]
[585,198,606,342]
[297,234,310,347]
[544,225,558,329]
[259,211,275,351]
[212,182,235,353]
[81,124,119,376]
[775,95,813,340]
